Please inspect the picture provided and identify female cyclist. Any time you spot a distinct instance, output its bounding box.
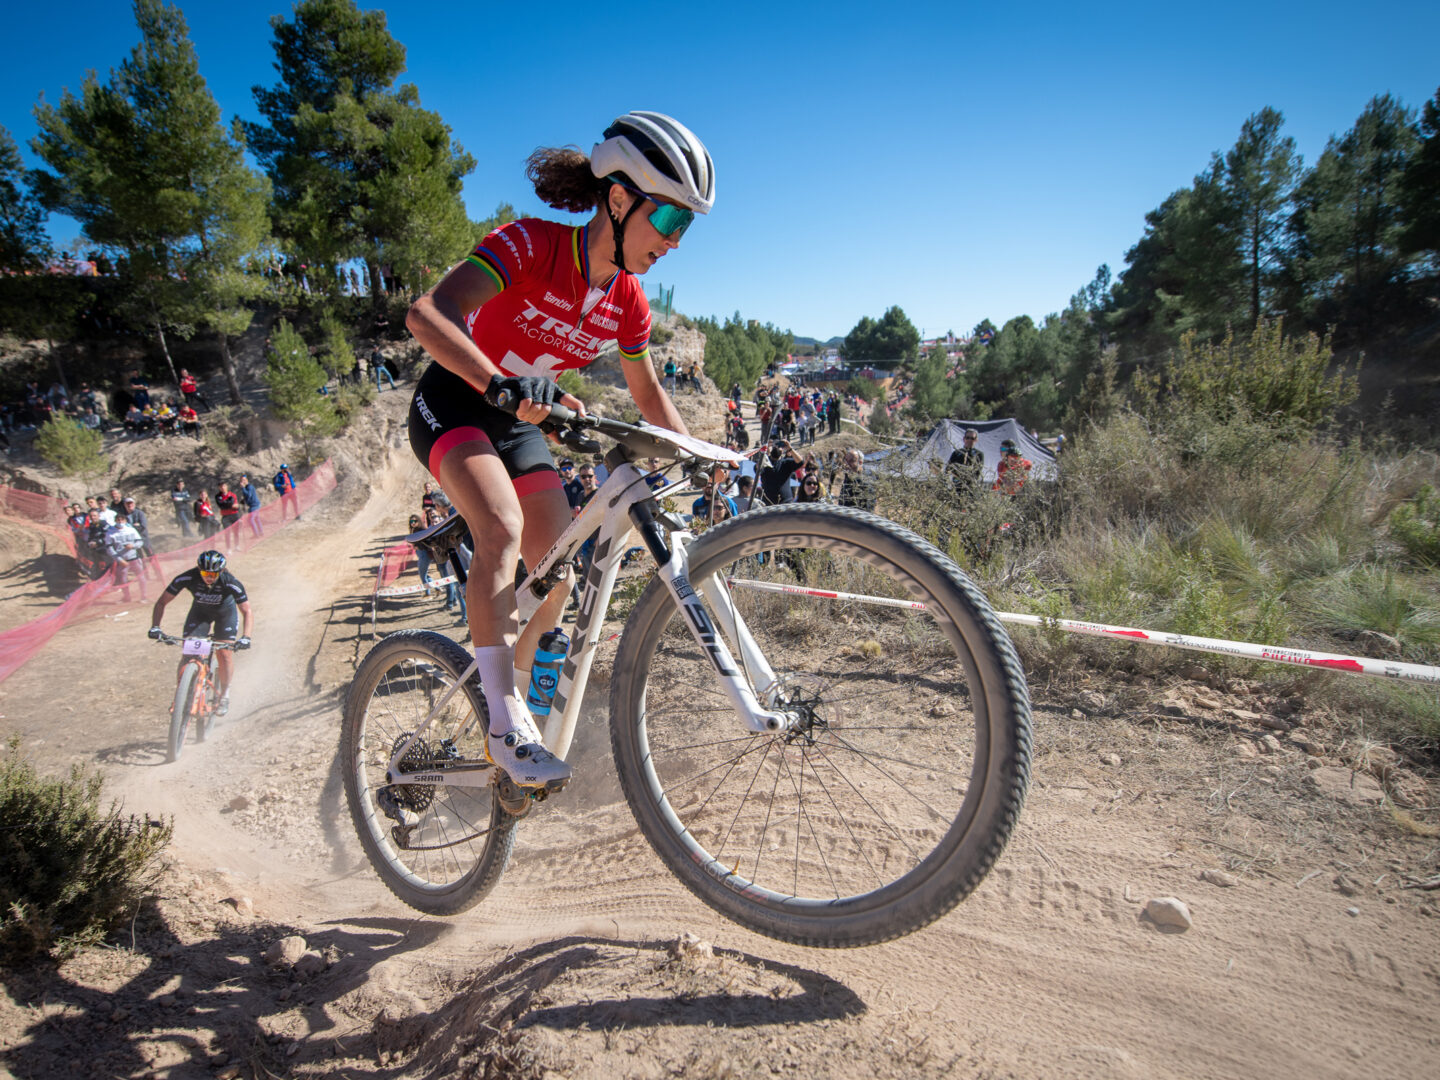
[405,110,714,790]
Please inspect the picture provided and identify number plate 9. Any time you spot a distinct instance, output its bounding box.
[181,637,213,658]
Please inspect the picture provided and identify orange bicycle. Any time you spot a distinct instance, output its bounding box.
[155,633,236,762]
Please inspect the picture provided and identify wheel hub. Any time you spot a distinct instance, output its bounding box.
[778,687,826,746]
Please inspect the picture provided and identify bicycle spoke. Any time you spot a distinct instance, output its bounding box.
[632,525,986,911]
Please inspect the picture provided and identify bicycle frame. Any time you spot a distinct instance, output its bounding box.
[158,633,230,714]
[383,451,790,789]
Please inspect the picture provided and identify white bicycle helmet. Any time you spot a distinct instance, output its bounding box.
[591,111,715,214]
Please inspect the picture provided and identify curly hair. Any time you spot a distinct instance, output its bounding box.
[525,147,609,213]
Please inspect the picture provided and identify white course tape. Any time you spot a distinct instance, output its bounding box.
[723,577,1440,686]
[376,575,459,598]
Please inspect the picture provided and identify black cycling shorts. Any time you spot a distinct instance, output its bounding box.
[183,603,239,641]
[408,363,562,498]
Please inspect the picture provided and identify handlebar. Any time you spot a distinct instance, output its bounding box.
[154,633,240,649]
[487,384,742,471]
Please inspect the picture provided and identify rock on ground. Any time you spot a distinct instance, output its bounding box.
[1144,897,1193,931]
[1306,767,1385,808]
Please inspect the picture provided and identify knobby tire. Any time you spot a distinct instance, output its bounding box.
[341,629,515,915]
[609,503,1032,947]
[168,664,199,763]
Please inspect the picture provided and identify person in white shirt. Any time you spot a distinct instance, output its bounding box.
[104,509,147,601]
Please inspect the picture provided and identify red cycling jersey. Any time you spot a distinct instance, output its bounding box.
[464,219,651,377]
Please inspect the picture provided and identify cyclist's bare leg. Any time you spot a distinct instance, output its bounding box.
[515,487,572,669]
[214,646,234,698]
[436,441,527,650]
[437,446,572,659]
[438,442,573,784]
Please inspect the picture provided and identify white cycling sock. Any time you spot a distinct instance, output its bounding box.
[473,645,527,736]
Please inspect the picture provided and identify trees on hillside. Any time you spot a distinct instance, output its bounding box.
[0,125,48,273]
[244,0,475,304]
[841,306,920,363]
[1398,86,1440,264]
[30,0,269,403]
[1285,95,1420,342]
[1106,98,1437,365]
[1223,107,1300,330]
[695,314,792,393]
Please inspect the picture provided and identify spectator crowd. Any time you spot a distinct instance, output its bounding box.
[64,464,303,586]
[1,367,209,449]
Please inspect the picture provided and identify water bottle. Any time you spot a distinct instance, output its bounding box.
[525,628,569,716]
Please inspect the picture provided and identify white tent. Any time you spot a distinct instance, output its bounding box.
[871,419,1057,484]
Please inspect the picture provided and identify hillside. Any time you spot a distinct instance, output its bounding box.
[0,364,1438,1080]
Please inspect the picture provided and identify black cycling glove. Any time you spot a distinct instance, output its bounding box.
[485,376,557,412]
[236,636,252,650]
[148,626,163,640]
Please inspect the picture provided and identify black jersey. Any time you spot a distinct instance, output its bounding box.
[164,568,248,612]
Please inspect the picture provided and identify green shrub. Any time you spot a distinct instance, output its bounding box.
[266,318,342,461]
[1137,320,1357,434]
[0,738,172,963]
[650,322,674,346]
[33,415,107,477]
[1389,485,1440,567]
[332,378,376,423]
[1298,567,1440,658]
[845,377,876,402]
[317,314,355,380]
[556,368,602,401]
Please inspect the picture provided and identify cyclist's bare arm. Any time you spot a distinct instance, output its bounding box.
[623,347,688,435]
[150,591,175,628]
[236,600,253,641]
[406,261,583,423]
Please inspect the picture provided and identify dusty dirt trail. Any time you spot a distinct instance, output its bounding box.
[2,424,1440,1080]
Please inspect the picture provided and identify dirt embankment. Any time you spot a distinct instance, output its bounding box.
[0,372,1438,1080]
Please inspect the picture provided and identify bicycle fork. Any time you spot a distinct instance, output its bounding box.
[628,501,792,736]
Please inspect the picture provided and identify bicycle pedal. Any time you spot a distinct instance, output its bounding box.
[494,773,542,817]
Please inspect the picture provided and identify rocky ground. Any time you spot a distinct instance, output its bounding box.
[1,375,1438,1080]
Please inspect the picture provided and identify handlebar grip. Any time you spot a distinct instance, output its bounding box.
[490,387,576,425]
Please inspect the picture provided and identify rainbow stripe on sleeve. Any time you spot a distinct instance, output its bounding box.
[465,246,509,291]
[619,340,650,363]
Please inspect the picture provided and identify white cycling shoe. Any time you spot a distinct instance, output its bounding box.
[486,714,571,789]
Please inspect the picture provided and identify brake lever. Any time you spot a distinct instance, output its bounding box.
[556,428,602,455]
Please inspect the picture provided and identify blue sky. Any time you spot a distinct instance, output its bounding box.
[3,1,1437,341]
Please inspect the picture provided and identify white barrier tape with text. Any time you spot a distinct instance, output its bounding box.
[376,575,459,598]
[724,577,1440,686]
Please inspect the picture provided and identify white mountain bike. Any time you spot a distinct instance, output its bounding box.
[341,398,1032,947]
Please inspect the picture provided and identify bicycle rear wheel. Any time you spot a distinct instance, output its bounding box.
[341,629,515,915]
[610,504,1032,947]
[167,665,199,763]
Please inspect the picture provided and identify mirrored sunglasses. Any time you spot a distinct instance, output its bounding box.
[647,201,694,239]
[618,180,695,239]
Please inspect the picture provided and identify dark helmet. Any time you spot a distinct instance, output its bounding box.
[197,550,226,572]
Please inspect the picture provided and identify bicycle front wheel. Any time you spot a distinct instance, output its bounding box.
[196,657,218,742]
[341,629,515,915]
[610,504,1032,947]
[167,664,199,762]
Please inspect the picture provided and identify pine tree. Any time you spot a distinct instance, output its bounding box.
[245,0,474,303]
[0,125,49,272]
[30,0,270,403]
[265,318,341,461]
[1286,95,1419,341]
[1223,108,1299,329]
